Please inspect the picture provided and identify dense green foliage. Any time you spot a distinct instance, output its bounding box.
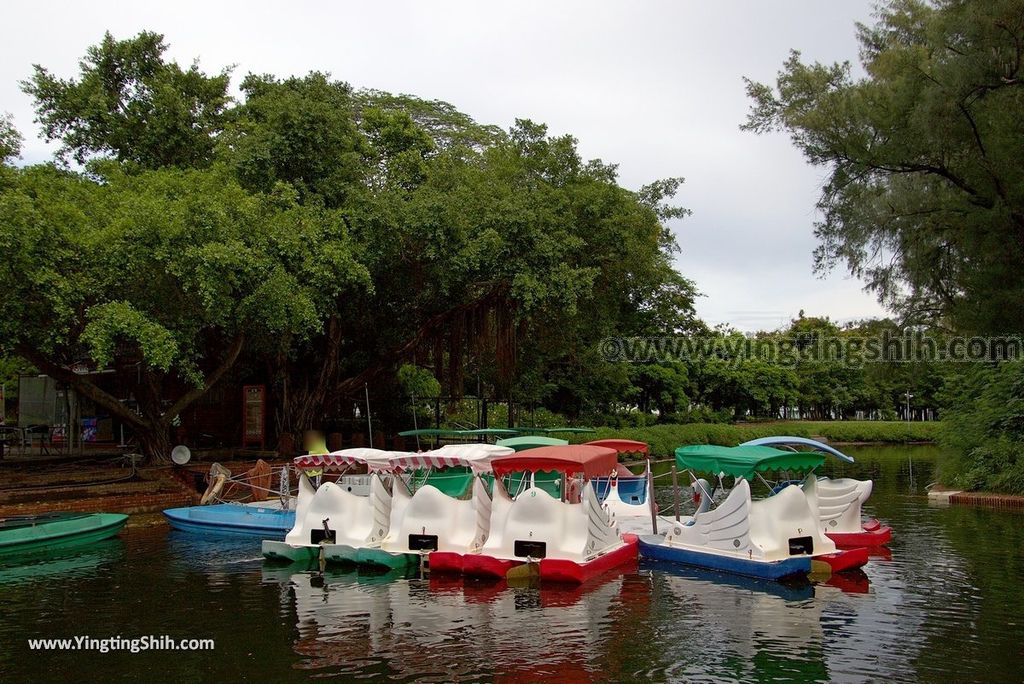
[23,31,231,168]
[0,162,367,454]
[744,0,1024,333]
[939,364,1024,492]
[1,31,697,459]
[747,0,1024,493]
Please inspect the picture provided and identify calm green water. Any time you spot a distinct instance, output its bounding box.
[2,445,1023,683]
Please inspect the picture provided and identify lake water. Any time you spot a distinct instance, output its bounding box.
[2,445,1023,683]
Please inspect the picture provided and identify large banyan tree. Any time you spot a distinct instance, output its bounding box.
[1,31,696,460]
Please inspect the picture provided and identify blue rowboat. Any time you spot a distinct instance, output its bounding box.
[163,503,295,538]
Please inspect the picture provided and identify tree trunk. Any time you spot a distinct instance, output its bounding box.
[136,421,173,464]
[16,333,244,465]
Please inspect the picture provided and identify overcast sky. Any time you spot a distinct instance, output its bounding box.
[1,0,889,331]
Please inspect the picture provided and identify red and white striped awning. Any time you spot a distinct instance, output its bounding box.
[388,444,514,474]
[293,448,396,472]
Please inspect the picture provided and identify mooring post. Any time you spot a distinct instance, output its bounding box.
[671,464,680,521]
[647,465,658,535]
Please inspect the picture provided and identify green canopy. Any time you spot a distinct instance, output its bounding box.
[461,428,518,436]
[674,444,824,480]
[496,435,569,452]
[511,427,596,435]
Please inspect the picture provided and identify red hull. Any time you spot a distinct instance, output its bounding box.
[815,546,869,573]
[451,535,639,585]
[428,551,466,574]
[539,536,639,584]
[826,521,892,548]
[460,553,524,579]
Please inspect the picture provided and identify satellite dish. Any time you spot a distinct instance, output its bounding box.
[170,445,191,465]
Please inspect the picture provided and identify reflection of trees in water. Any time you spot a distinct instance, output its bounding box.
[911,505,1024,680]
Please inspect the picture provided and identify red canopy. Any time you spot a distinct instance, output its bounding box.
[490,445,618,479]
[584,439,649,456]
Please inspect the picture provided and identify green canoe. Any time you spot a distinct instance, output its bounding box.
[0,513,128,557]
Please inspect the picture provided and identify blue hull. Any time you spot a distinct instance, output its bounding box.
[163,504,295,538]
[638,538,811,580]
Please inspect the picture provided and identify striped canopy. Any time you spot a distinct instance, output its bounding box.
[293,448,396,472]
[388,443,514,473]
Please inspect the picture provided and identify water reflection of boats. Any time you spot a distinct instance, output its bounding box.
[165,528,264,575]
[822,568,870,594]
[643,559,815,601]
[0,537,124,585]
[652,560,830,682]
[265,561,642,680]
[867,545,893,561]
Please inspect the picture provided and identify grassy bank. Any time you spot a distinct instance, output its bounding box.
[569,421,940,459]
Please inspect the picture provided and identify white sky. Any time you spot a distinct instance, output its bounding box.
[1,0,889,331]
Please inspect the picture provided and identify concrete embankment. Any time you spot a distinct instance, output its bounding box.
[928,486,1024,510]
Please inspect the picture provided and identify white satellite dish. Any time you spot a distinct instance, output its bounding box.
[170,445,191,465]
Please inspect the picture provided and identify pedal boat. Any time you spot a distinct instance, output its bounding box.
[261,448,397,564]
[355,443,514,570]
[496,436,653,514]
[741,437,892,547]
[458,444,638,584]
[638,445,867,581]
[585,439,651,504]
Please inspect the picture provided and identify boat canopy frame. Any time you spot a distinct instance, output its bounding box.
[738,436,855,463]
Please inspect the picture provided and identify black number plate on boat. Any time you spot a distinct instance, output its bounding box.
[408,534,438,551]
[311,529,335,544]
[514,540,547,558]
[788,536,814,555]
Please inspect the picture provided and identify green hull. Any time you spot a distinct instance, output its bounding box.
[261,540,321,564]
[354,546,419,570]
[321,543,361,564]
[0,513,127,558]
